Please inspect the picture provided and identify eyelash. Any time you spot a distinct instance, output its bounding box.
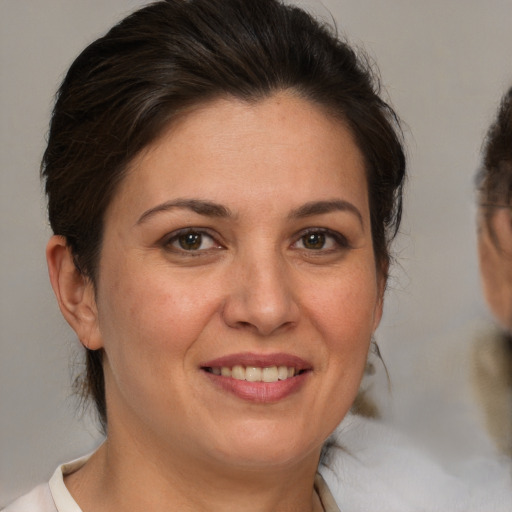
[161,227,349,255]
[162,228,223,255]
[292,228,350,253]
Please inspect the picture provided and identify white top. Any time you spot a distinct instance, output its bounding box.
[3,456,87,512]
[2,455,340,512]
[4,415,512,512]
[320,414,512,512]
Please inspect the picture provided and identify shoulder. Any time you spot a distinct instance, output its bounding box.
[2,454,90,512]
[471,323,512,455]
[2,484,56,512]
[471,323,512,385]
[320,414,512,512]
[320,415,466,511]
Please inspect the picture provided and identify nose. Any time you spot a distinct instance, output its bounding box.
[221,250,300,336]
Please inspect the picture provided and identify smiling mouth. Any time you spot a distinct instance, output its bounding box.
[202,365,306,383]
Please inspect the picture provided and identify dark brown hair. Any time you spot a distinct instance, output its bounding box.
[42,0,406,430]
[477,86,512,247]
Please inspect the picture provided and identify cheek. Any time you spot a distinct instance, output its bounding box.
[322,266,379,330]
[479,238,512,331]
[96,260,222,378]
[95,262,226,428]
[305,264,379,367]
[303,269,378,430]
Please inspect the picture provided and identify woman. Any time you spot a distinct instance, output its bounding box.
[472,86,512,457]
[4,0,405,510]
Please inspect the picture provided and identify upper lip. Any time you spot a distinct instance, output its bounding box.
[200,352,312,370]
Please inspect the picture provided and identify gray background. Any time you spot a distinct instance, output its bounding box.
[2,0,512,505]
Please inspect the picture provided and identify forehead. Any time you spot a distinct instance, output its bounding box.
[113,92,368,219]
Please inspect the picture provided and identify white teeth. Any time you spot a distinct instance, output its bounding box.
[221,367,232,377]
[262,366,278,383]
[278,366,289,380]
[232,365,245,380]
[246,367,262,382]
[209,365,300,382]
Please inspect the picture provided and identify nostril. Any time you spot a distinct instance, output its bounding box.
[228,320,255,330]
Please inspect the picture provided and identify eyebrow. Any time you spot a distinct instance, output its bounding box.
[136,197,363,228]
[289,200,363,227]
[136,199,232,224]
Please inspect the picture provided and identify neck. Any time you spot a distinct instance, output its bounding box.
[65,430,324,512]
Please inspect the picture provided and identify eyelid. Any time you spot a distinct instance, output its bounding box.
[292,227,350,250]
[161,227,225,253]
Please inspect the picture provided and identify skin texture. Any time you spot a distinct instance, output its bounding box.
[478,207,512,332]
[47,92,384,512]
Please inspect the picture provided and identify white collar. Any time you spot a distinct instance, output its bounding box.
[48,454,90,512]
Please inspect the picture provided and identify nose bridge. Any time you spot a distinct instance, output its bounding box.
[222,242,299,335]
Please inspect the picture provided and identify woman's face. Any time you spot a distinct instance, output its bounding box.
[478,206,512,331]
[84,92,383,470]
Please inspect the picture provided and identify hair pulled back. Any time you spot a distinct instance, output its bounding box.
[42,0,406,430]
[477,86,512,246]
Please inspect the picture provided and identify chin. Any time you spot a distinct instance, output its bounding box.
[217,446,319,471]
[209,422,324,470]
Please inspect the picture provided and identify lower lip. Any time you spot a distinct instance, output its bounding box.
[203,371,310,403]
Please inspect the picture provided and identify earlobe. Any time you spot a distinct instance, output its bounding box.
[373,294,384,332]
[46,235,103,350]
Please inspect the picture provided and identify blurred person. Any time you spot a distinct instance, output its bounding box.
[472,86,512,457]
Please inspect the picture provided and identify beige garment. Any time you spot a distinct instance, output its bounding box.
[315,473,341,512]
[471,327,512,456]
[4,455,340,512]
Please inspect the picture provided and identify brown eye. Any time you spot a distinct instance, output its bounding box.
[292,229,347,252]
[178,232,203,250]
[165,230,219,252]
[302,232,326,250]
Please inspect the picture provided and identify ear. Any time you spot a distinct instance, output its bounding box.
[46,235,103,350]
